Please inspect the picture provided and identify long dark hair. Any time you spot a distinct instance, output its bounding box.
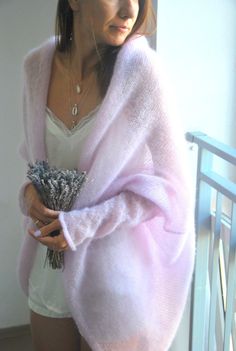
[55,0,156,97]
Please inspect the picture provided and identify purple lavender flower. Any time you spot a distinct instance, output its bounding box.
[27,160,87,269]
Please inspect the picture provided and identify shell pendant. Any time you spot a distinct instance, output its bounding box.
[72,104,79,116]
[76,84,81,94]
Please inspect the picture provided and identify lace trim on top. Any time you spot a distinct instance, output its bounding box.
[46,104,100,137]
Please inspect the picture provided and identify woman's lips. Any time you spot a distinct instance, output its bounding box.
[111,26,129,33]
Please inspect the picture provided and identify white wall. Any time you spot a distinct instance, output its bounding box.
[0,0,57,328]
[157,0,236,147]
[0,0,235,333]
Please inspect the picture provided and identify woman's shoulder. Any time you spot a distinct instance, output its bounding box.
[114,35,166,92]
[118,35,163,79]
[23,36,55,74]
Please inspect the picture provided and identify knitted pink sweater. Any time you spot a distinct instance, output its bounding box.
[17,35,195,351]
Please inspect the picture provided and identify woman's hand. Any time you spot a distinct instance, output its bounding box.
[24,183,59,227]
[25,183,69,251]
[28,219,69,252]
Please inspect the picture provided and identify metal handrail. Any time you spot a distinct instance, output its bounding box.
[186,131,236,351]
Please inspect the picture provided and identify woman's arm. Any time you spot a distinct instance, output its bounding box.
[28,189,157,252]
[59,190,157,251]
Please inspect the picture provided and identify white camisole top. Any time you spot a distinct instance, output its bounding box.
[28,105,100,318]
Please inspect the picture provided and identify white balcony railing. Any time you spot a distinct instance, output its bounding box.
[186,132,236,351]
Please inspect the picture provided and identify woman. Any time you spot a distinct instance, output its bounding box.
[17,0,195,350]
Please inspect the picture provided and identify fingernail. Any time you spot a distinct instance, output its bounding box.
[34,230,41,238]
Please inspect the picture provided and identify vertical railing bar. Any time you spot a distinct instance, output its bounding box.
[232,314,236,350]
[190,148,213,351]
[208,192,223,350]
[216,268,225,348]
[191,185,211,351]
[189,142,201,351]
[222,219,231,285]
[223,203,236,350]
[219,239,228,321]
[209,199,216,283]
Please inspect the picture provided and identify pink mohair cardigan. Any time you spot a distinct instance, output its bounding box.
[17,35,195,351]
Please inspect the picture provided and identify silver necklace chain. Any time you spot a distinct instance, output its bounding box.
[68,51,95,129]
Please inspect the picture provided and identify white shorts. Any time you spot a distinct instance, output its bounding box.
[28,243,72,318]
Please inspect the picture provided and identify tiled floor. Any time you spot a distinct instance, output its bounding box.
[0,333,33,351]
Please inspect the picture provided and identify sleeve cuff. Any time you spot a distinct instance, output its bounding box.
[59,212,77,251]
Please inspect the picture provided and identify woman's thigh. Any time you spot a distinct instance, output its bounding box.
[30,310,92,351]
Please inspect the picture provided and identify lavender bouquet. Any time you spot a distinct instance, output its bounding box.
[27,160,87,270]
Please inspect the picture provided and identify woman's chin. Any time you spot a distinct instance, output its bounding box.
[103,30,131,47]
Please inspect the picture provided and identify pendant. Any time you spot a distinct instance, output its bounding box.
[72,104,79,116]
[76,84,81,94]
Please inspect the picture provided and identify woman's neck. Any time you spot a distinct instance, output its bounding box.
[69,23,108,82]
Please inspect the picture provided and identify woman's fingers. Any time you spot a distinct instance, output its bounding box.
[36,201,60,219]
[25,185,68,252]
[29,219,61,238]
[33,218,49,229]
[28,224,68,251]
[29,205,60,225]
[32,218,44,229]
[39,234,69,252]
[25,183,60,224]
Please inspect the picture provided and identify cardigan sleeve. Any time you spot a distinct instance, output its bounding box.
[18,58,39,217]
[18,72,32,217]
[18,141,31,216]
[59,191,158,251]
